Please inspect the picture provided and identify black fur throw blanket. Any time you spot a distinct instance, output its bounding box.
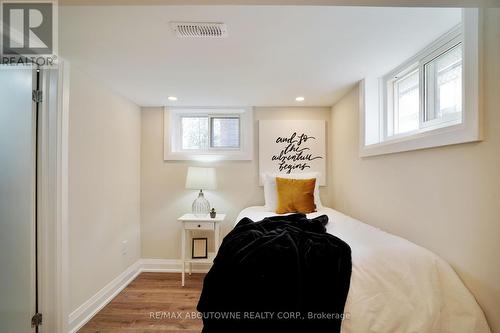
[197,213,352,333]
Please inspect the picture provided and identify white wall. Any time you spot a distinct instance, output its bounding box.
[68,66,142,312]
[329,8,500,332]
[140,106,332,259]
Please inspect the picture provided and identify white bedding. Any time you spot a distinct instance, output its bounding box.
[236,206,491,333]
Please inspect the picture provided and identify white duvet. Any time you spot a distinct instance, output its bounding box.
[236,206,491,333]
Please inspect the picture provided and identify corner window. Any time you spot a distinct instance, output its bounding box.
[360,9,481,157]
[165,108,252,161]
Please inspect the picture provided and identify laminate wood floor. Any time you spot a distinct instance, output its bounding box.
[77,272,205,333]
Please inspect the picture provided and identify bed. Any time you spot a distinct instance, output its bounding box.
[234,206,491,333]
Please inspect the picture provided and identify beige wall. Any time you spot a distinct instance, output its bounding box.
[330,9,500,332]
[140,106,331,258]
[68,66,142,311]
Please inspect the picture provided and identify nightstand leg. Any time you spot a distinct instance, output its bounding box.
[181,228,186,287]
[188,262,192,275]
[214,223,221,256]
[182,262,185,287]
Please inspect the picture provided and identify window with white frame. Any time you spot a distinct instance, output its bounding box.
[383,29,462,139]
[360,9,481,157]
[165,108,253,160]
[180,115,240,150]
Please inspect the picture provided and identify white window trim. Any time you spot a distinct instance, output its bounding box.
[359,8,482,157]
[164,107,253,161]
[381,27,462,139]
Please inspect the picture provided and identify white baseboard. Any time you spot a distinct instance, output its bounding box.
[67,258,209,333]
[67,260,142,333]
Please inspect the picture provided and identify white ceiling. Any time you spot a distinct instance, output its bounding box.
[59,6,461,107]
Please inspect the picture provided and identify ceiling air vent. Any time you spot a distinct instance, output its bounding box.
[170,22,228,38]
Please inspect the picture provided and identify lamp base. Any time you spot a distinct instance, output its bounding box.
[192,190,210,216]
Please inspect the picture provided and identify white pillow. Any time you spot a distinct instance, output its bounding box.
[262,172,323,212]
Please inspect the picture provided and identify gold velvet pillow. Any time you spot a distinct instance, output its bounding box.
[275,177,317,214]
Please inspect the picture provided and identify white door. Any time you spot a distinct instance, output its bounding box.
[0,66,38,333]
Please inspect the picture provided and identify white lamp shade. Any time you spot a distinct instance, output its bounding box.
[185,167,217,190]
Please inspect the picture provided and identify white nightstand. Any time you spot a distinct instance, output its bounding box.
[178,213,225,286]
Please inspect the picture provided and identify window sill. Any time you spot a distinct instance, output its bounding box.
[360,121,481,157]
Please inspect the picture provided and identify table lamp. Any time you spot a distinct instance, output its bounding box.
[185,167,217,216]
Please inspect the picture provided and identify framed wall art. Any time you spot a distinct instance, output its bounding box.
[259,120,326,185]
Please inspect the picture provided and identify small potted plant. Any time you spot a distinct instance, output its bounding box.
[210,208,217,218]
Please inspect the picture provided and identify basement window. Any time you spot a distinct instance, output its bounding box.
[360,9,481,157]
[180,115,240,150]
[165,108,253,161]
[384,34,462,139]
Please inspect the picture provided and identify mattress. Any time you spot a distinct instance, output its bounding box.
[236,206,491,333]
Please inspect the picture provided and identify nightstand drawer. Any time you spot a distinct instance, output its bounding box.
[184,222,214,230]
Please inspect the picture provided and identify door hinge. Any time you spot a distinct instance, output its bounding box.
[31,313,43,327]
[32,90,43,103]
